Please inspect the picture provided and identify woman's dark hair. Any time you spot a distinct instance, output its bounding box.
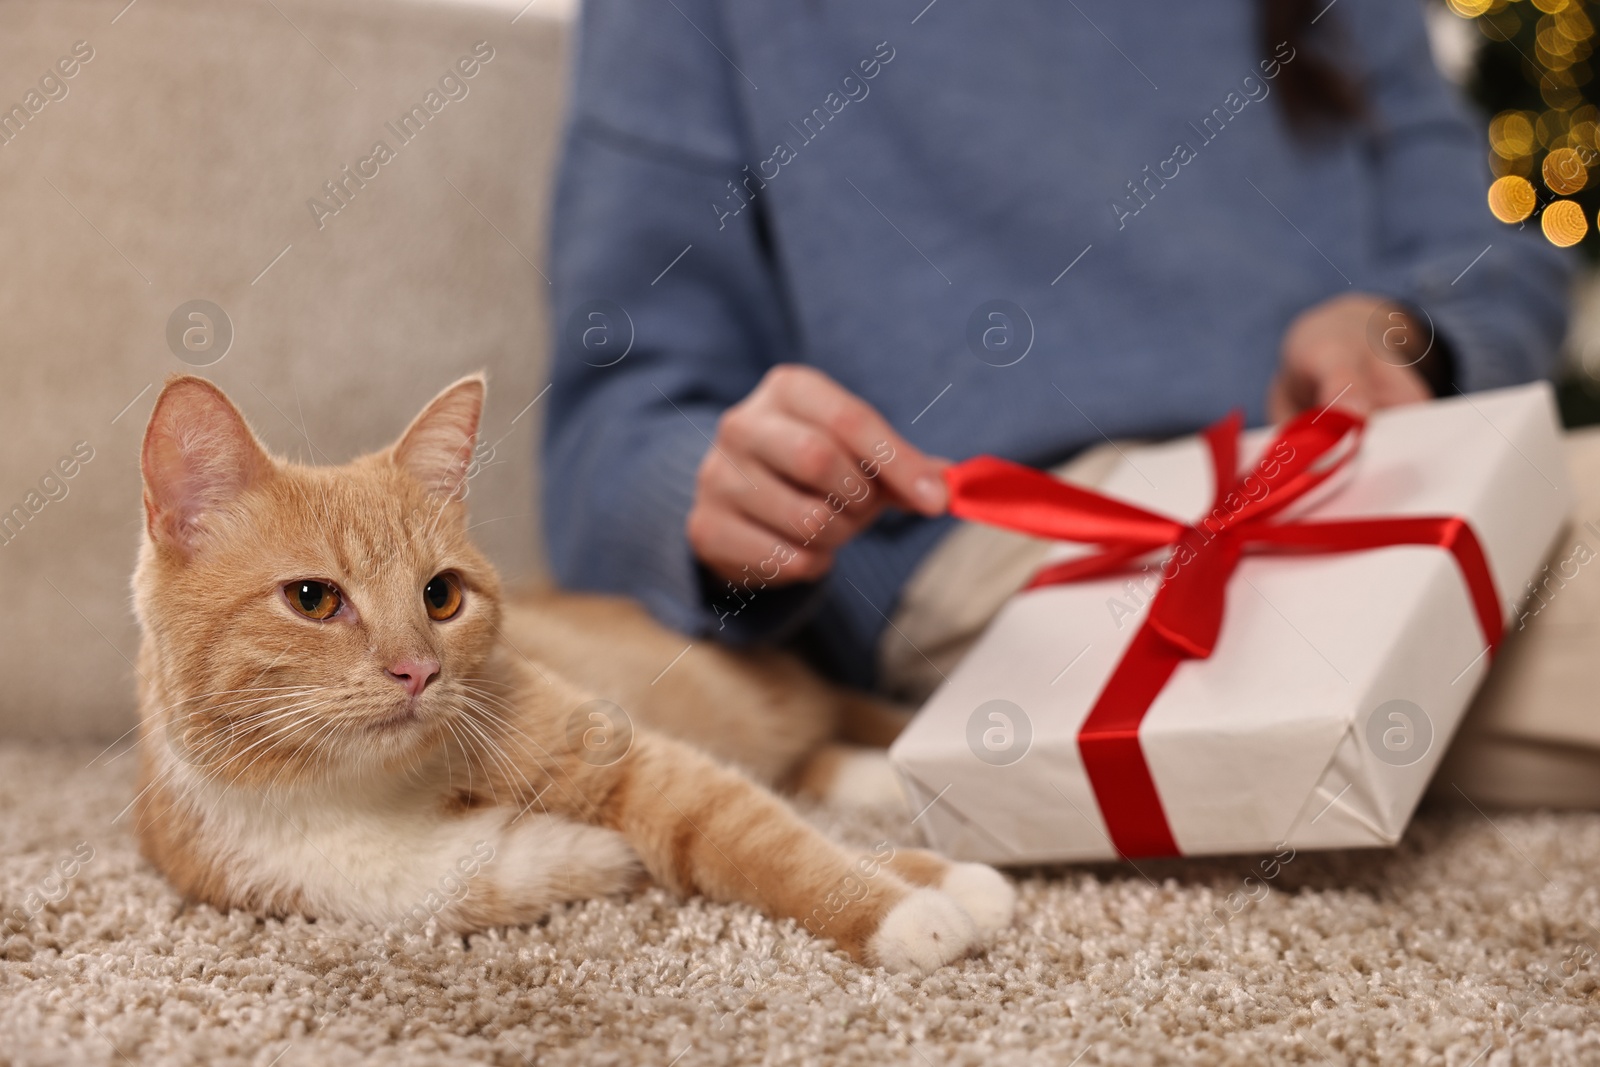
[1260,0,1366,132]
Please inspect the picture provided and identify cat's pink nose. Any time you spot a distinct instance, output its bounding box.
[386,657,440,698]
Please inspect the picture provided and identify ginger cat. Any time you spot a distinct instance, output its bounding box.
[130,374,1014,972]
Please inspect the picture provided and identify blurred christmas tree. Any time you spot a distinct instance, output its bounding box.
[1459,0,1599,255]
[1449,0,1600,420]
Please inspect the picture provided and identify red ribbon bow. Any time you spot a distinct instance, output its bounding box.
[944,408,1503,859]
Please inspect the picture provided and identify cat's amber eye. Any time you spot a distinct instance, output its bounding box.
[286,580,342,620]
[424,572,463,621]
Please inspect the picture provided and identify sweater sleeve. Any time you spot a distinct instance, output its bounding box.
[542,0,814,638]
[1350,0,1576,392]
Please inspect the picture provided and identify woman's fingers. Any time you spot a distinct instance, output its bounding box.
[765,366,948,515]
[1370,359,1434,409]
[686,498,833,585]
[689,364,951,585]
[705,447,884,553]
[1266,375,1297,425]
[721,409,865,502]
[1315,365,1370,415]
[1273,294,1434,423]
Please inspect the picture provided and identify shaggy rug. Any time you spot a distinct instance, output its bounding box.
[1,741,1597,1067]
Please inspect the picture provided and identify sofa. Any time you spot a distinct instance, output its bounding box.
[0,0,569,740]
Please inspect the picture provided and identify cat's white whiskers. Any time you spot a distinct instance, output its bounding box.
[93,687,312,768]
[459,690,577,775]
[454,693,592,818]
[455,693,556,784]
[457,675,519,694]
[438,715,462,794]
[221,701,337,785]
[137,688,324,764]
[165,694,343,817]
[199,694,326,735]
[173,703,335,826]
[110,773,169,828]
[449,703,540,808]
[189,697,331,764]
[87,718,156,767]
[258,709,347,795]
[153,687,318,728]
[450,710,538,806]
[160,685,321,716]
[438,716,481,801]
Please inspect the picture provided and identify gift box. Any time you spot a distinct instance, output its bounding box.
[1434,424,1600,808]
[889,384,1571,864]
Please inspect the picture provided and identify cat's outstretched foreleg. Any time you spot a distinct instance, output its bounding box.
[571,730,1010,972]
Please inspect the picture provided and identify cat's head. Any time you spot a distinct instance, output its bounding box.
[135,374,504,785]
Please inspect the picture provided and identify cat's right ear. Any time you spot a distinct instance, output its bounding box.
[141,376,273,556]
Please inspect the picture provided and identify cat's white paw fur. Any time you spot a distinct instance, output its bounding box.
[824,749,908,810]
[868,888,978,973]
[939,862,1016,940]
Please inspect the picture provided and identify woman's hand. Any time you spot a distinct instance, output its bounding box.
[688,365,949,585]
[1268,293,1435,423]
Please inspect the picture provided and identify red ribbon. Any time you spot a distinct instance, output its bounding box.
[944,408,1503,859]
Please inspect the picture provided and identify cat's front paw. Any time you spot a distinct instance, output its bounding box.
[867,888,978,973]
[939,862,1016,940]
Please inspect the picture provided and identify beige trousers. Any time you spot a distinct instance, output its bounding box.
[880,429,1600,809]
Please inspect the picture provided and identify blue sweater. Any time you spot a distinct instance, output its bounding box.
[543,0,1573,688]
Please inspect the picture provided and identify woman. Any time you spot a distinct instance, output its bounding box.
[542,0,1572,705]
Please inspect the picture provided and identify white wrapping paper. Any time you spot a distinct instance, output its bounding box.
[890,384,1571,863]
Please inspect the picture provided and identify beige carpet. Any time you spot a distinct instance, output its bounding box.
[2,742,1597,1066]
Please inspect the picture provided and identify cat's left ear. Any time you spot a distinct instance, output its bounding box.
[391,374,486,503]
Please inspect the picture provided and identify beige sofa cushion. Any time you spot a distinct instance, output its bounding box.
[0,0,568,740]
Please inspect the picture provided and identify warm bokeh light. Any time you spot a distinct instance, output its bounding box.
[1544,146,1589,192]
[1491,110,1537,156]
[1537,108,1572,147]
[1542,197,1589,244]
[1539,25,1577,63]
[1556,5,1596,40]
[1467,1,1600,251]
[1491,153,1537,179]
[1488,175,1539,222]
